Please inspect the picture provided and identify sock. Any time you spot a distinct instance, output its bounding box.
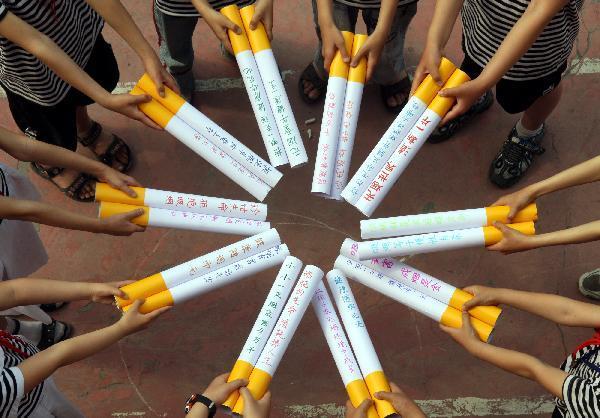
[4,318,42,345]
[516,119,543,138]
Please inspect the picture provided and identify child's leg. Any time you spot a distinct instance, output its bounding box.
[521,83,563,130]
[153,4,198,101]
[37,378,85,418]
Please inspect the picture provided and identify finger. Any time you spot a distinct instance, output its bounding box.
[225,378,249,391]
[148,305,172,319]
[128,93,152,105]
[336,39,350,63]
[438,85,463,98]
[439,323,457,335]
[264,16,273,40]
[356,399,372,414]
[461,311,474,331]
[365,55,376,82]
[350,46,367,68]
[130,299,143,311]
[507,204,521,220]
[152,74,165,98]
[111,287,127,299]
[440,103,468,125]
[114,181,137,198]
[490,197,507,207]
[163,71,180,95]
[122,174,141,188]
[493,221,513,234]
[323,49,335,72]
[389,382,403,394]
[240,387,256,405]
[249,10,263,30]
[224,17,242,35]
[215,372,230,382]
[123,209,145,221]
[462,297,480,311]
[486,242,503,252]
[429,63,442,86]
[374,390,392,401]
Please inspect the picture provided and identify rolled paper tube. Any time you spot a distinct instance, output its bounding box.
[354,69,471,216]
[232,265,323,414]
[341,58,456,205]
[361,203,538,239]
[123,244,290,314]
[330,33,368,201]
[223,256,303,408]
[340,239,501,326]
[239,4,308,168]
[116,229,280,307]
[95,183,268,221]
[327,270,396,418]
[311,31,354,196]
[130,87,271,201]
[356,222,535,260]
[312,281,378,418]
[136,75,282,188]
[220,5,288,167]
[97,201,270,236]
[334,256,493,342]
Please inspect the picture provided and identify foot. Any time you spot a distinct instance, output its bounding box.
[579,269,600,300]
[298,63,326,104]
[488,124,546,188]
[380,76,411,113]
[33,158,96,201]
[78,123,130,172]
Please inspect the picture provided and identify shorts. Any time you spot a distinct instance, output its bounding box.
[2,34,120,151]
[461,54,566,114]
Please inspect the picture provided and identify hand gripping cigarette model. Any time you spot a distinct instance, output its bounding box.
[95,183,268,221]
[223,256,303,409]
[357,221,536,260]
[130,86,272,201]
[123,244,290,314]
[311,31,354,196]
[354,68,471,216]
[220,5,288,167]
[361,203,538,239]
[327,270,396,418]
[340,239,501,327]
[232,265,323,415]
[334,256,494,342]
[312,281,378,418]
[341,58,456,205]
[116,229,281,308]
[239,4,308,168]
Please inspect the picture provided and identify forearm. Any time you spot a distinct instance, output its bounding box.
[316,0,335,26]
[373,0,399,36]
[0,279,95,311]
[534,221,600,248]
[527,156,600,198]
[426,0,463,50]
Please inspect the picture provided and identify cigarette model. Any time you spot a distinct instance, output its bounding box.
[223,256,303,408]
[330,34,368,200]
[361,204,538,239]
[136,74,282,188]
[354,69,471,216]
[95,183,268,221]
[98,201,270,236]
[341,58,456,205]
[357,222,536,260]
[116,229,281,308]
[220,5,288,167]
[334,256,494,342]
[232,265,323,414]
[327,270,396,418]
[239,4,308,168]
[312,31,354,196]
[130,86,271,201]
[124,244,290,314]
[312,281,378,418]
[340,239,501,326]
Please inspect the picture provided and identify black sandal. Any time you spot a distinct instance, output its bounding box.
[40,302,68,313]
[37,320,73,350]
[298,63,327,105]
[31,163,96,202]
[380,77,411,114]
[78,121,133,173]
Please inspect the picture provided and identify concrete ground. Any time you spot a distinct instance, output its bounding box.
[1,1,598,417]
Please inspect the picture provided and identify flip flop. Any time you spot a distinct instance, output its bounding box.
[30,163,95,202]
[78,121,133,173]
[298,63,327,105]
[37,320,73,350]
[380,77,411,114]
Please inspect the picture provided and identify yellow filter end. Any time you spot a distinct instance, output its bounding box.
[346,379,378,418]
[329,31,354,79]
[485,203,538,225]
[116,273,168,308]
[364,371,397,418]
[427,69,471,117]
[122,288,174,314]
[412,57,457,104]
[440,306,494,342]
[448,289,502,327]
[130,86,173,129]
[232,367,272,415]
[95,182,145,206]
[221,5,252,54]
[483,221,536,245]
[223,360,255,408]
[138,73,186,114]
[513,203,538,223]
[98,201,150,226]
[240,4,271,53]
[348,34,368,83]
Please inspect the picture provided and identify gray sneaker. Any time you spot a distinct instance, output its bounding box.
[579,269,600,300]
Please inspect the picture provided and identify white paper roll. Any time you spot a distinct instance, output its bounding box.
[255,265,323,375]
[254,49,308,168]
[236,50,289,167]
[238,256,303,365]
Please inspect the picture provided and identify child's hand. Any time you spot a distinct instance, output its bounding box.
[204,9,242,54]
[350,31,386,82]
[411,44,443,95]
[98,210,146,236]
[95,166,140,199]
[438,78,488,125]
[344,399,373,418]
[492,187,537,221]
[117,300,170,335]
[320,22,350,73]
[250,0,274,40]
[487,221,540,254]
[141,53,180,97]
[103,93,161,130]
[240,387,271,418]
[90,281,134,305]
[201,373,248,405]
[374,382,426,418]
[440,311,482,352]
[462,285,502,310]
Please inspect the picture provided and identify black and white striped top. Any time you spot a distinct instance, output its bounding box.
[462,0,583,80]
[155,0,254,17]
[0,0,104,106]
[554,345,600,417]
[335,0,418,8]
[0,334,43,418]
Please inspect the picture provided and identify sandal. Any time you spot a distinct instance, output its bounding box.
[37,320,73,350]
[298,63,327,105]
[78,121,133,173]
[380,77,411,114]
[31,163,95,202]
[40,302,68,313]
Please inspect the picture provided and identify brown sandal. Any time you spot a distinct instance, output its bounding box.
[30,163,95,202]
[78,121,133,173]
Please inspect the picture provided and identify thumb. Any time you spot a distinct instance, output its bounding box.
[493,220,515,235]
[462,296,481,311]
[350,45,367,68]
[249,10,262,30]
[438,84,465,98]
[129,299,143,312]
[388,382,403,394]
[224,17,242,35]
[461,310,474,331]
[123,209,145,221]
[128,93,152,105]
[439,323,456,335]
[429,64,442,86]
[374,390,393,401]
[225,378,249,392]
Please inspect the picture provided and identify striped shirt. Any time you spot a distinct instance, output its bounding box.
[462,0,583,80]
[155,0,254,17]
[0,334,43,418]
[554,345,600,417]
[0,0,104,106]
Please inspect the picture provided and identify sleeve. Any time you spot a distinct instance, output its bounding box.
[561,374,600,417]
[0,367,24,417]
[0,3,7,21]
